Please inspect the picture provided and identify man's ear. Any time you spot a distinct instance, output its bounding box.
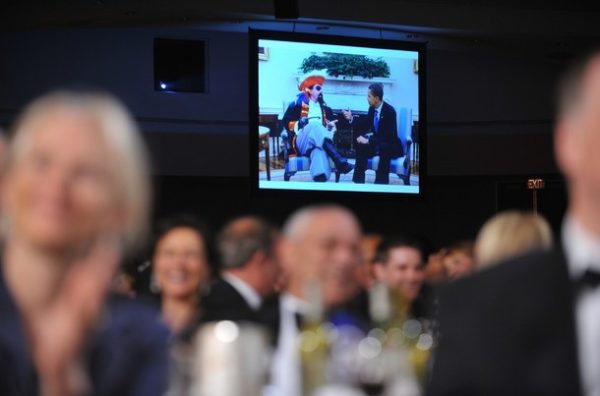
[250,249,267,268]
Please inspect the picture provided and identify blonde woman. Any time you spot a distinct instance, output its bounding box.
[474,210,553,269]
[0,91,167,396]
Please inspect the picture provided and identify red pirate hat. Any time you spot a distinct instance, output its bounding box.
[298,70,327,92]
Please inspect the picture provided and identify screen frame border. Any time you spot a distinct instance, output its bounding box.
[249,28,427,203]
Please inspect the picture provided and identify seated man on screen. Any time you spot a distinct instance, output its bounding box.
[343,83,403,184]
[281,70,353,182]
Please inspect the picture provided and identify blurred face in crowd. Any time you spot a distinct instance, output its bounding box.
[356,234,381,289]
[3,106,120,256]
[153,226,209,301]
[376,246,424,301]
[424,249,448,285]
[443,249,475,280]
[284,209,362,309]
[556,55,600,226]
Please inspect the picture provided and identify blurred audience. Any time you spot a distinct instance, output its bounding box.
[356,233,382,289]
[347,233,383,324]
[423,241,476,286]
[0,91,167,396]
[151,215,211,334]
[268,204,362,396]
[202,215,280,323]
[440,240,475,280]
[110,265,136,298]
[474,210,553,269]
[424,248,448,285]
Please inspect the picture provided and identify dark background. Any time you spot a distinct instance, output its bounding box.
[1,0,595,248]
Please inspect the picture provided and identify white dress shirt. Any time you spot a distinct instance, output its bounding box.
[562,215,600,396]
[265,293,308,396]
[307,100,323,125]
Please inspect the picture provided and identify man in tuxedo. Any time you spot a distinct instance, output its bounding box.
[266,205,363,396]
[343,82,403,184]
[202,216,280,323]
[428,51,600,396]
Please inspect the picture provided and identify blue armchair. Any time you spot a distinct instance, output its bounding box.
[280,130,342,182]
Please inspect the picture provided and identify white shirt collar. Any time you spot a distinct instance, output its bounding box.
[222,272,262,310]
[269,292,306,396]
[562,214,600,278]
[562,214,600,396]
[280,292,308,316]
[307,100,322,120]
[374,102,383,114]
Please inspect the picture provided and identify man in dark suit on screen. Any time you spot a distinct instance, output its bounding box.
[343,82,404,184]
[428,51,600,396]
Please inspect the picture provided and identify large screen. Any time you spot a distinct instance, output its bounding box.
[250,29,425,196]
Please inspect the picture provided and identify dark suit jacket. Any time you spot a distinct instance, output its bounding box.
[0,270,169,396]
[201,277,261,323]
[200,278,281,346]
[428,248,582,396]
[353,101,403,157]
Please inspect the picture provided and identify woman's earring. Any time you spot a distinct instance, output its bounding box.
[150,272,161,294]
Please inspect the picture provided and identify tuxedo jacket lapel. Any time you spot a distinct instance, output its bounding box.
[430,248,581,396]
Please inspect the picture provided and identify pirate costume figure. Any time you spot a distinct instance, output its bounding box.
[281,70,353,182]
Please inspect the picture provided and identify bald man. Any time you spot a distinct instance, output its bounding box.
[429,51,600,396]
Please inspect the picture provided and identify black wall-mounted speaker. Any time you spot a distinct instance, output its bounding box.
[154,38,206,93]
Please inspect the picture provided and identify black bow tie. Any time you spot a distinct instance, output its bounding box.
[575,269,600,290]
[294,312,304,329]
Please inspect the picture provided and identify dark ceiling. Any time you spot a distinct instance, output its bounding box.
[2,1,599,55]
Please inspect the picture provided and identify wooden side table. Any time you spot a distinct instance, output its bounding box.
[258,126,270,180]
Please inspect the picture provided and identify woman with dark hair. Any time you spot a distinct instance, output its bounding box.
[151,215,211,334]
